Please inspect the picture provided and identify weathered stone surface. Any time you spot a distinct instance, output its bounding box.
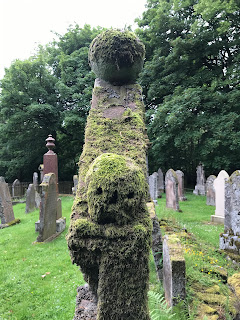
[68,30,151,320]
[163,234,186,307]
[43,135,58,185]
[206,175,216,206]
[0,177,15,224]
[12,179,21,198]
[56,197,62,220]
[38,164,44,183]
[220,170,240,254]
[73,284,97,320]
[25,184,36,213]
[165,169,180,211]
[211,170,229,224]
[149,172,158,203]
[193,164,206,195]
[176,170,187,201]
[36,173,57,242]
[157,168,164,196]
[33,172,38,190]
[56,217,66,233]
[88,29,145,85]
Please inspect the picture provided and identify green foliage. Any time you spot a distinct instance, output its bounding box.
[0,24,103,182]
[136,0,240,181]
[148,290,176,320]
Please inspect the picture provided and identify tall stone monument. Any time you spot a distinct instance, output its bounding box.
[0,177,17,225]
[165,169,180,211]
[211,170,229,224]
[206,175,216,206]
[67,29,151,320]
[176,170,187,201]
[43,135,58,186]
[220,170,240,255]
[193,163,206,195]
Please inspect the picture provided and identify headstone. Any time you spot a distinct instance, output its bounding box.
[165,169,180,211]
[12,179,21,198]
[43,135,58,185]
[68,30,151,320]
[25,184,35,213]
[33,172,38,190]
[56,198,62,220]
[0,177,15,224]
[149,172,158,204]
[38,164,44,183]
[157,168,164,196]
[211,170,229,224]
[193,164,206,195]
[176,170,187,201]
[36,173,57,242]
[206,175,216,206]
[72,175,78,195]
[220,170,240,254]
[163,234,186,307]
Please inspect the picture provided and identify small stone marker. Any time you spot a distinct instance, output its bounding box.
[149,172,158,204]
[176,170,187,201]
[206,175,216,206]
[38,164,44,183]
[165,169,180,211]
[193,164,206,195]
[163,234,186,307]
[0,177,16,224]
[12,179,21,198]
[157,168,164,196]
[220,170,240,254]
[25,184,36,213]
[211,170,229,224]
[72,175,78,195]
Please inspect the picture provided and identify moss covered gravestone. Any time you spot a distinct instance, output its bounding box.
[67,29,151,320]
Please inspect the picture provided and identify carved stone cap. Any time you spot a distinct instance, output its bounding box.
[46,135,55,152]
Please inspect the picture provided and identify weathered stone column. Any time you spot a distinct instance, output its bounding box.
[67,29,151,320]
[43,135,58,184]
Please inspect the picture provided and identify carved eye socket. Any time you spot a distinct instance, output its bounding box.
[109,190,118,204]
[96,187,102,195]
[127,192,134,199]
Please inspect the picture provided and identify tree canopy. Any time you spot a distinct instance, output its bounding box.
[136,0,240,183]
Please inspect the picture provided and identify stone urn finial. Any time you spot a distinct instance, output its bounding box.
[45,134,55,152]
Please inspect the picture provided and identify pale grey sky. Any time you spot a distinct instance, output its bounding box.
[0,0,147,79]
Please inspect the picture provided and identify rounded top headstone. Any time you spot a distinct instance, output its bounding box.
[45,134,55,151]
[88,29,145,85]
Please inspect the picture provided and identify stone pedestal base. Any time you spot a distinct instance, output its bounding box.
[211,215,224,224]
[220,234,240,254]
[35,217,66,233]
[56,217,66,232]
[73,284,97,320]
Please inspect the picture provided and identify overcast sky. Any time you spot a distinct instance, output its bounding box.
[0,0,147,79]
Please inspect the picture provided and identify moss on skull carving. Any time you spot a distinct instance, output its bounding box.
[89,29,145,84]
[86,153,148,225]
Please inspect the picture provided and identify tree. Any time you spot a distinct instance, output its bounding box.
[0,24,103,182]
[136,0,240,182]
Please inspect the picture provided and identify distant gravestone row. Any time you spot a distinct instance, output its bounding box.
[193,163,206,196]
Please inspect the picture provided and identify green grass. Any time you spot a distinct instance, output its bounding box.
[0,196,84,320]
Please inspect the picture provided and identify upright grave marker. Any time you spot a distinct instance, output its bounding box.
[220,170,240,254]
[12,179,21,198]
[25,184,36,213]
[176,170,187,201]
[67,29,151,320]
[0,177,17,226]
[206,175,216,206]
[165,169,180,211]
[157,168,164,196]
[211,170,229,224]
[149,172,158,204]
[193,163,206,195]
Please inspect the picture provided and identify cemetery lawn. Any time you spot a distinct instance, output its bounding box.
[0,196,84,320]
[156,192,240,319]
